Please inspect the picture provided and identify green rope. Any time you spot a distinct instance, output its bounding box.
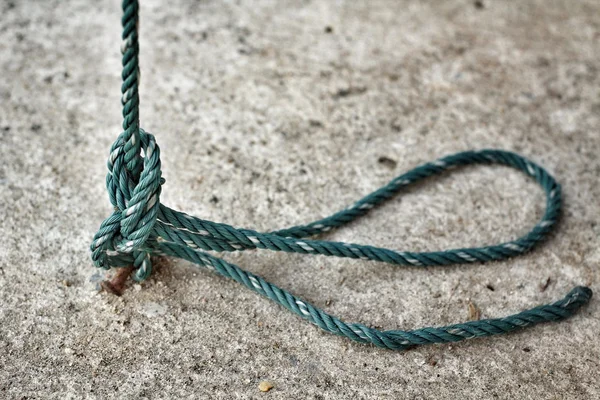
[91,0,592,351]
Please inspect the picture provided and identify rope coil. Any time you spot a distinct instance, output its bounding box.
[91,0,592,350]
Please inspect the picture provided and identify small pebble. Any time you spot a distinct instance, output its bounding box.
[258,381,274,392]
[467,301,481,321]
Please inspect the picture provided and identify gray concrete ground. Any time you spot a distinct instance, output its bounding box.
[1,0,599,398]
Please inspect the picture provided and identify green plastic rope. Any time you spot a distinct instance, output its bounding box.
[91,0,592,351]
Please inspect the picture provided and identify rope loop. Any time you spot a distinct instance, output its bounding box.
[90,0,592,350]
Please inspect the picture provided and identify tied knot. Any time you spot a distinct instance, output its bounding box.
[91,129,164,281]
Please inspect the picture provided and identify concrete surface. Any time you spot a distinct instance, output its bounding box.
[1,0,599,398]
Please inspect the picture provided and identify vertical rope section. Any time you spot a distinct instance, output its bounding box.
[89,0,592,351]
[120,0,141,178]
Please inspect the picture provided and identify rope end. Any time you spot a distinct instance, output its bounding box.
[560,286,593,311]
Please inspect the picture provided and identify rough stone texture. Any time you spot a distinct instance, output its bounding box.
[0,0,598,398]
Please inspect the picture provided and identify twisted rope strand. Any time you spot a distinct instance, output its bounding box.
[90,0,592,351]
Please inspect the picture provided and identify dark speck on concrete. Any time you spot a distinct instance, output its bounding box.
[390,121,402,132]
[378,156,397,169]
[539,277,551,292]
[333,86,367,99]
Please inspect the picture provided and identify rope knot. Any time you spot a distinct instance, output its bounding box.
[91,128,164,281]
